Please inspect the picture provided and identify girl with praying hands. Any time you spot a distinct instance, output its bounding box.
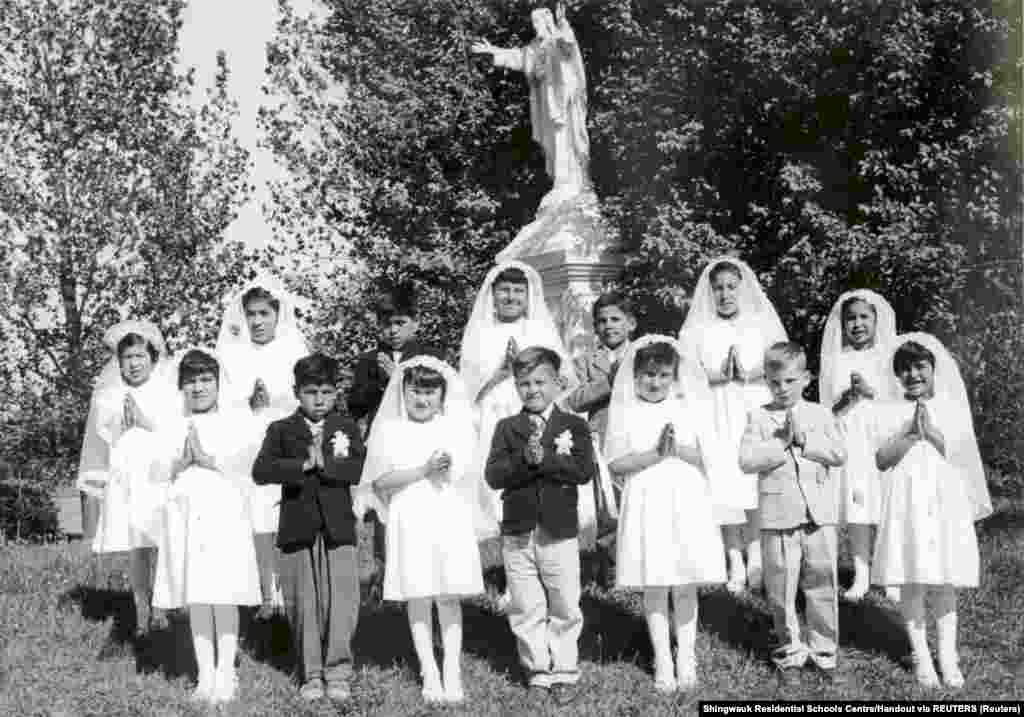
[819,290,898,601]
[677,257,788,594]
[871,334,991,689]
[76,320,180,638]
[141,349,262,705]
[216,273,310,617]
[459,261,577,540]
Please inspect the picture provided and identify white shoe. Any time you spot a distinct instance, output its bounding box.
[843,580,869,602]
[191,669,215,703]
[495,590,512,615]
[422,673,444,703]
[725,572,746,595]
[212,667,237,704]
[939,657,964,689]
[653,658,677,693]
[443,664,464,703]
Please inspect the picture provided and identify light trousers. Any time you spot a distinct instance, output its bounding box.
[762,523,838,669]
[502,527,583,685]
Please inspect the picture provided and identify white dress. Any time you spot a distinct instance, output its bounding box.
[830,347,889,525]
[688,317,780,523]
[90,378,180,553]
[372,416,484,602]
[613,399,726,588]
[871,399,981,588]
[149,411,262,608]
[218,338,305,534]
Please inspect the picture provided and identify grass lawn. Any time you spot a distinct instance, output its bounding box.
[2,499,1023,716]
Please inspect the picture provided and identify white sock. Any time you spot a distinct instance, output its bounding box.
[644,588,674,688]
[437,598,464,699]
[671,585,698,687]
[408,599,441,693]
[931,587,963,686]
[213,604,239,699]
[900,586,938,686]
[189,605,215,698]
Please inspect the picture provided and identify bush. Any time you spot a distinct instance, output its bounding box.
[0,479,59,542]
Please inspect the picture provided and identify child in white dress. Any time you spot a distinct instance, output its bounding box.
[357,357,483,704]
[76,320,179,637]
[216,273,309,615]
[678,257,788,594]
[872,334,992,688]
[606,336,726,692]
[142,349,262,704]
[460,261,578,539]
[819,290,898,601]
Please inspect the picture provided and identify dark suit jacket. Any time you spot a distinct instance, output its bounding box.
[252,410,365,550]
[565,348,619,446]
[485,406,596,540]
[347,341,444,429]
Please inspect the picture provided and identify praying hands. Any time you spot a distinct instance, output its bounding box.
[122,393,154,432]
[777,409,806,450]
[172,423,216,479]
[303,431,325,473]
[908,400,945,456]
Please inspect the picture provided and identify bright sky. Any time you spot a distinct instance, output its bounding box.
[177,0,325,248]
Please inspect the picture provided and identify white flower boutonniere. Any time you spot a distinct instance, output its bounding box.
[554,429,574,456]
[331,430,350,459]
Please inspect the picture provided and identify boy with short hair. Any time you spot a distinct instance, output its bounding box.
[253,353,365,702]
[486,347,596,703]
[739,342,846,685]
[347,285,442,594]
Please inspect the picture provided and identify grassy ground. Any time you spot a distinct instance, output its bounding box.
[2,499,1023,717]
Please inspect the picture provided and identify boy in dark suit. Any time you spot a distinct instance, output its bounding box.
[486,347,596,703]
[253,353,365,702]
[347,286,442,595]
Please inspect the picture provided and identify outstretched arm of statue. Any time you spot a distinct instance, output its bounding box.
[471,38,524,72]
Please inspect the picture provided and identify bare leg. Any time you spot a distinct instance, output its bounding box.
[900,585,938,687]
[931,587,963,688]
[189,604,216,702]
[407,598,442,702]
[644,587,675,692]
[129,546,155,635]
[437,598,464,703]
[671,585,699,689]
[745,509,762,592]
[843,524,871,601]
[722,525,746,594]
[253,532,278,617]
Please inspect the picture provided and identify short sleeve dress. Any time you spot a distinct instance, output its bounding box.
[368,415,484,602]
[148,411,262,609]
[611,398,726,589]
[870,399,981,588]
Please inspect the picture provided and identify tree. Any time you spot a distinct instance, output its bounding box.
[0,0,252,483]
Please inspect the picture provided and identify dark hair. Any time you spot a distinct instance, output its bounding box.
[512,346,561,378]
[493,266,528,286]
[178,349,220,389]
[117,332,159,363]
[293,352,338,388]
[375,284,418,320]
[841,295,877,320]
[892,341,936,374]
[591,291,636,322]
[709,260,743,284]
[764,341,807,373]
[242,286,281,314]
[633,341,679,377]
[403,364,447,401]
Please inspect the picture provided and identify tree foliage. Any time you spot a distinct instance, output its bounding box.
[0,0,252,481]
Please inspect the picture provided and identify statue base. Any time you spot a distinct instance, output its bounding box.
[496,188,624,356]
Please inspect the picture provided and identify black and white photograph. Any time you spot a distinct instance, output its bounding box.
[0,0,1021,714]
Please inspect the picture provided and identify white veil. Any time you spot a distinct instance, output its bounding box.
[605,334,715,467]
[216,271,310,351]
[459,260,574,400]
[356,355,476,524]
[887,332,992,521]
[76,320,170,497]
[678,255,786,346]
[819,289,898,406]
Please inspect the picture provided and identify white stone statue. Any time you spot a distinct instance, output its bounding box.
[472,3,590,208]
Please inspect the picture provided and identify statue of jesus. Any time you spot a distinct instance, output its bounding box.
[472,3,590,200]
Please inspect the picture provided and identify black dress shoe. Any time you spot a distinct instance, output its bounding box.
[550,683,581,706]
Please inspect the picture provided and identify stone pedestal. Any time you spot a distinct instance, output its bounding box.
[497,189,624,356]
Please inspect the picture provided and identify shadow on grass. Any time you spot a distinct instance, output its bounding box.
[60,585,196,679]
[240,609,294,676]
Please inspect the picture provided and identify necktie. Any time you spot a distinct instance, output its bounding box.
[528,413,545,438]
